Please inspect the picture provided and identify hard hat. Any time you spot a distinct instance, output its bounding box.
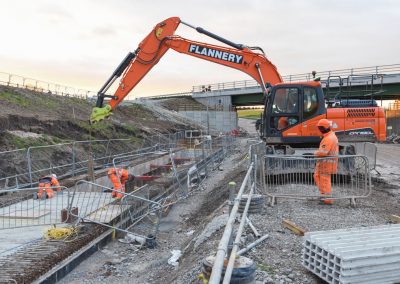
[317,119,331,128]
[51,174,57,179]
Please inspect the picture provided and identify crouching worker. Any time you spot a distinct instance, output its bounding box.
[313,119,338,205]
[37,174,61,200]
[107,168,129,199]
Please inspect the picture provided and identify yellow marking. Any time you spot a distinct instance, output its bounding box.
[156,27,163,38]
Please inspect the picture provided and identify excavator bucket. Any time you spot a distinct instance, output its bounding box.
[90,105,113,124]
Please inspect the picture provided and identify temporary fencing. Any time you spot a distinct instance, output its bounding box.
[187,136,234,191]
[0,131,185,190]
[354,142,377,171]
[68,181,162,240]
[0,149,29,189]
[262,155,371,206]
[0,186,70,230]
[0,71,97,99]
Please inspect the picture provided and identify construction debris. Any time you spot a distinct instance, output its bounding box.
[282,219,306,236]
[237,233,269,256]
[167,250,182,267]
[386,133,400,143]
[389,214,400,224]
[246,217,261,238]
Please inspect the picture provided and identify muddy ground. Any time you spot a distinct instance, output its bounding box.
[0,85,192,151]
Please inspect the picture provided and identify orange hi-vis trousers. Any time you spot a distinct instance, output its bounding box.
[108,168,129,199]
[109,173,125,198]
[313,172,333,204]
[38,182,55,199]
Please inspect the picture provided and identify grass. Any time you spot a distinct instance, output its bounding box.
[237,109,263,120]
[0,91,29,107]
[257,262,275,276]
[7,134,54,149]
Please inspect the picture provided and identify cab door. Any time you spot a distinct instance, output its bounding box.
[264,86,301,141]
[302,87,322,136]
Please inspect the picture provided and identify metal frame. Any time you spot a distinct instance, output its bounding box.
[262,154,371,206]
[68,180,162,240]
[0,186,70,230]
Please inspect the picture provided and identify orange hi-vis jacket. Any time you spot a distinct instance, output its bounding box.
[39,176,61,191]
[314,130,339,174]
[38,175,61,199]
[107,168,129,190]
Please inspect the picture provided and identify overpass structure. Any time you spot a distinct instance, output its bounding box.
[190,64,400,109]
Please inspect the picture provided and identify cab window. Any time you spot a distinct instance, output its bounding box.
[272,88,299,114]
[303,87,318,118]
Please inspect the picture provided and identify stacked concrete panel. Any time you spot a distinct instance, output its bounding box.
[302,224,400,284]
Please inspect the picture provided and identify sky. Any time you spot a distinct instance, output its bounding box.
[0,0,399,98]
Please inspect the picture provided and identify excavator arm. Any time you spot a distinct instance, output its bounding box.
[90,16,282,123]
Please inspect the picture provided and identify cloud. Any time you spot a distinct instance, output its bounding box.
[91,26,117,37]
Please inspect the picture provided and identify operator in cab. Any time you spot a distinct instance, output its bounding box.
[313,119,339,205]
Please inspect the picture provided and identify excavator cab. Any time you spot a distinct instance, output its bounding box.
[262,82,326,146]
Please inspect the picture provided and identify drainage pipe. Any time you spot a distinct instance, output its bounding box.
[209,163,254,284]
[222,183,254,284]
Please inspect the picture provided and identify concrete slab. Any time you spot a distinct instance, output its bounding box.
[0,210,50,219]
[0,191,118,255]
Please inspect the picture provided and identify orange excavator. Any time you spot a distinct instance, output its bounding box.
[90,17,386,146]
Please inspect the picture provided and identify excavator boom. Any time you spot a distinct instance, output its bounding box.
[90,17,282,123]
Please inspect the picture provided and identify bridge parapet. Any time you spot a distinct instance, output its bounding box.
[192,64,400,93]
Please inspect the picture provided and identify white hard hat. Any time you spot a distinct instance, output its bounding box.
[52,174,57,179]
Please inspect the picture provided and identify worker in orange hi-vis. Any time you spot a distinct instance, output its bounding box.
[107,168,129,199]
[277,117,289,130]
[37,174,61,200]
[313,119,339,205]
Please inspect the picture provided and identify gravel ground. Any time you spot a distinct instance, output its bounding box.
[59,120,400,284]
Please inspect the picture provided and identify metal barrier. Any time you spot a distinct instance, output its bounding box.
[0,149,29,189]
[0,186,70,229]
[192,64,400,93]
[354,142,377,171]
[262,155,371,206]
[0,71,97,99]
[68,181,162,239]
[0,131,185,190]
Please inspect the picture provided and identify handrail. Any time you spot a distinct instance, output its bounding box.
[0,71,97,99]
[191,64,400,93]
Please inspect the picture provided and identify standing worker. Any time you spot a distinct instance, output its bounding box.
[37,174,61,200]
[107,168,129,199]
[314,119,339,205]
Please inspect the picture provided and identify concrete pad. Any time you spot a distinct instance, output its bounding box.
[0,210,50,219]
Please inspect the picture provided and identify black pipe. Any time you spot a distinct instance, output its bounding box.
[95,51,137,107]
[195,27,244,50]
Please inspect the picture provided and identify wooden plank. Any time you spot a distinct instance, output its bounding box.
[282,219,306,236]
[0,210,50,219]
[389,214,400,224]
